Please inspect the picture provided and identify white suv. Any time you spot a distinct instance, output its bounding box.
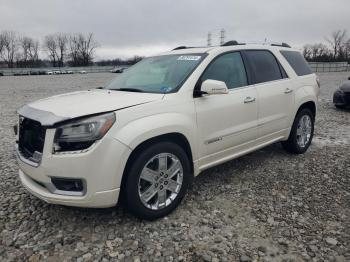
[16,42,319,220]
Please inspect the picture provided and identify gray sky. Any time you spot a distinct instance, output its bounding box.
[1,0,349,59]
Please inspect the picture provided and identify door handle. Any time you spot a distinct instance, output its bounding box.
[284,88,293,94]
[244,97,256,103]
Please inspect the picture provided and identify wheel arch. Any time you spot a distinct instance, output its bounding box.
[119,132,194,201]
[282,100,316,154]
[295,100,317,118]
[284,99,317,142]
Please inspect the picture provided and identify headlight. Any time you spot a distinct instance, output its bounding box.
[53,112,116,153]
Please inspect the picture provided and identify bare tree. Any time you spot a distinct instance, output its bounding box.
[0,31,18,68]
[310,43,329,59]
[303,44,312,61]
[44,34,58,67]
[81,33,98,65]
[28,39,40,67]
[343,39,350,61]
[0,33,4,55]
[68,34,80,66]
[19,36,33,66]
[56,33,68,67]
[68,33,98,66]
[327,30,347,60]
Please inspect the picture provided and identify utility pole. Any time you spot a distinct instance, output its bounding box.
[207,32,212,47]
[220,29,225,45]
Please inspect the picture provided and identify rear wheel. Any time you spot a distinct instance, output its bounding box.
[124,142,192,220]
[282,108,314,154]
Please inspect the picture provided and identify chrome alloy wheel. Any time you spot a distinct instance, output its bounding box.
[138,153,184,210]
[296,115,312,148]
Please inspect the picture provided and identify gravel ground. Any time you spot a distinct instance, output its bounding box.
[0,72,349,262]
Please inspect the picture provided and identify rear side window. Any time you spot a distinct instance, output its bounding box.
[201,52,248,89]
[280,50,313,76]
[244,50,283,84]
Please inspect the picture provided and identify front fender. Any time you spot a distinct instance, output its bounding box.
[112,113,198,160]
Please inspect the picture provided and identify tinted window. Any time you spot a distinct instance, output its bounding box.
[201,52,247,89]
[281,50,313,76]
[245,50,283,84]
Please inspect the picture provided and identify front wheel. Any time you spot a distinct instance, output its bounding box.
[282,108,315,154]
[124,142,192,220]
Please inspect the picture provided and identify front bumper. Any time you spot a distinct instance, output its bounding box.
[16,129,132,208]
[19,169,120,208]
[333,90,349,106]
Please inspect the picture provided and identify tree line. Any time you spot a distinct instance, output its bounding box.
[2,29,350,69]
[96,56,144,67]
[303,30,350,63]
[0,31,98,68]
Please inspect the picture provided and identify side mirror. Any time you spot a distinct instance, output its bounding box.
[201,80,229,95]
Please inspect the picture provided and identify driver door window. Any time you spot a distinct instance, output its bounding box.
[201,52,248,89]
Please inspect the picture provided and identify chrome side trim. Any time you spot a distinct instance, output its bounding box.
[205,125,257,145]
[206,137,223,145]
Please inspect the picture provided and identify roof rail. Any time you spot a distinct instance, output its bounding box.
[172,41,291,50]
[271,42,291,48]
[221,40,245,46]
[173,46,188,50]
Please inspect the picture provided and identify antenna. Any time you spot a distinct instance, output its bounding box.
[220,29,226,45]
[207,32,212,47]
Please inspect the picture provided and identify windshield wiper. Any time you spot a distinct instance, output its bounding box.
[114,88,144,93]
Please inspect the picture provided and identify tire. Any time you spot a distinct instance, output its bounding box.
[282,108,315,154]
[124,142,192,220]
[335,104,346,109]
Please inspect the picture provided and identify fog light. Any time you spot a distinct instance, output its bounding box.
[51,178,84,192]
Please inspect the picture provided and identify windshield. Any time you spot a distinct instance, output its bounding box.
[105,54,205,93]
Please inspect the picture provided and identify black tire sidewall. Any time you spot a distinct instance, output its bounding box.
[125,142,191,220]
[335,104,346,109]
[290,108,315,154]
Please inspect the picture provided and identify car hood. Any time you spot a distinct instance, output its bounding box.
[18,89,164,126]
[339,81,350,92]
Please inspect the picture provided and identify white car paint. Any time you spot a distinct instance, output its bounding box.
[28,90,164,119]
[16,44,319,208]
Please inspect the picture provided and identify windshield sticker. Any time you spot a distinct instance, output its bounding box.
[160,86,173,93]
[177,55,201,61]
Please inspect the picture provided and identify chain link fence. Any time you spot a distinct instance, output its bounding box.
[309,62,349,72]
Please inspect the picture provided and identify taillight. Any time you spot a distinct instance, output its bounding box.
[316,77,320,88]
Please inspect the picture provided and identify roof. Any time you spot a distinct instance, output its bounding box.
[159,43,297,56]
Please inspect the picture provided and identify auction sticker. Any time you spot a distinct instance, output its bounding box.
[177,56,201,61]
